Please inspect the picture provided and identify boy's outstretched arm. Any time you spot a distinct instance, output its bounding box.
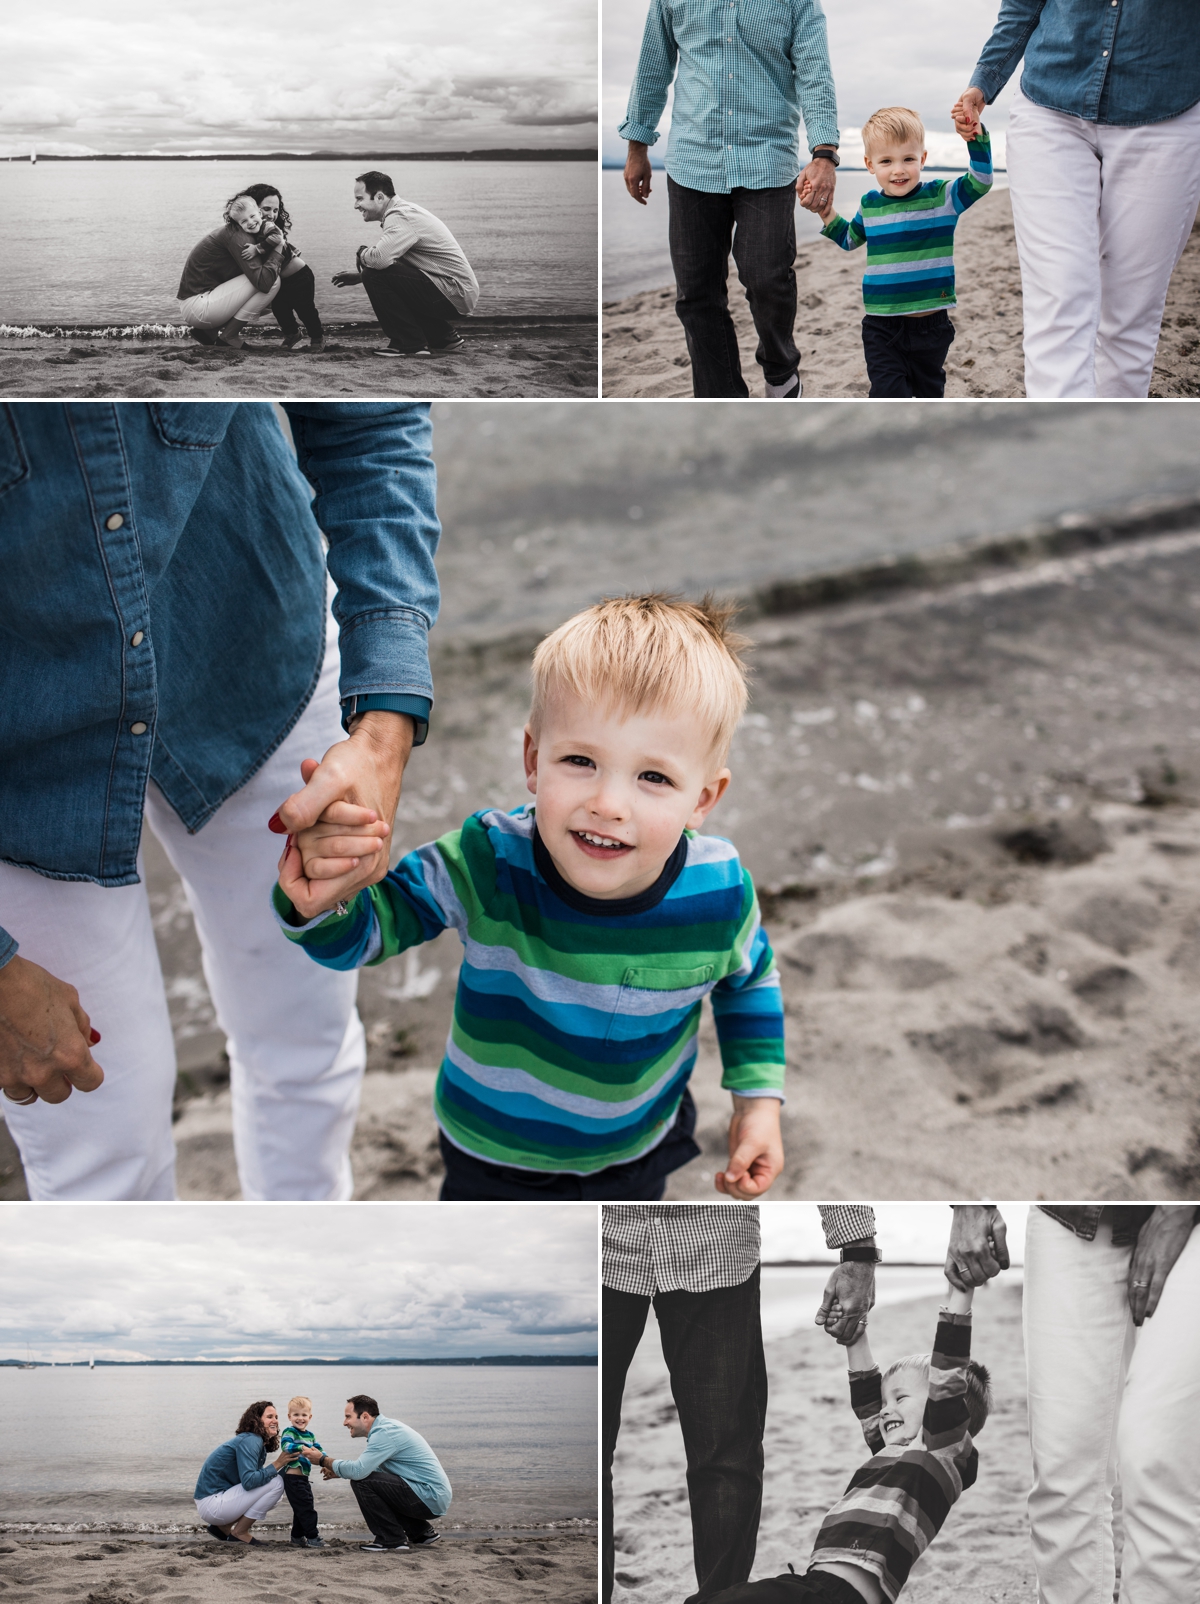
[717,1094,783,1199]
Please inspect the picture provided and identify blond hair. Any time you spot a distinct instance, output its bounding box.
[862,106,925,159]
[530,593,751,761]
[287,1395,313,1414]
[882,1354,993,1437]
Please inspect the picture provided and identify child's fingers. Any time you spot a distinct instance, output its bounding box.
[303,854,368,881]
[308,800,382,828]
[302,832,387,861]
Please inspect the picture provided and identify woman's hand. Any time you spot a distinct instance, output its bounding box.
[273,1448,302,1469]
[951,87,986,130]
[1128,1206,1196,1325]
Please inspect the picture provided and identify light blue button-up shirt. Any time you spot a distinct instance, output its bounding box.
[618,0,838,194]
[971,0,1200,127]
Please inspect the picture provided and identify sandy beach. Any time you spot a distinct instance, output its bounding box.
[0,1529,597,1604]
[601,191,1200,399]
[611,1283,1033,1604]
[0,318,597,399]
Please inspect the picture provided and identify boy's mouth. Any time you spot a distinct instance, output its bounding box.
[571,829,633,858]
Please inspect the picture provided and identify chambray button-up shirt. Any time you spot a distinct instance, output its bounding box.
[971,0,1200,126]
[619,0,838,194]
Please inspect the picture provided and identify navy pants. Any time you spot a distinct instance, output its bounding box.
[282,1472,319,1542]
[861,309,955,397]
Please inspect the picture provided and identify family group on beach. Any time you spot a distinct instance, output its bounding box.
[194,1392,451,1552]
[4,401,781,1206]
[175,172,479,357]
[603,1203,1200,1604]
[618,0,1200,399]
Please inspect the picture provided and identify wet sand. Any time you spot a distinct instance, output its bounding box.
[0,1529,597,1604]
[611,1283,1034,1604]
[0,318,597,399]
[601,192,1200,399]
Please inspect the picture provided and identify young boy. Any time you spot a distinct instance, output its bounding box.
[804,104,992,398]
[279,1397,324,1548]
[703,1282,990,1604]
[273,594,786,1202]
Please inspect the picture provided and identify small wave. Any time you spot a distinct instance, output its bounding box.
[0,1516,596,1536]
[0,324,188,339]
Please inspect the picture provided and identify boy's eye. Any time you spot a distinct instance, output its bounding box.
[562,754,595,768]
[639,770,673,786]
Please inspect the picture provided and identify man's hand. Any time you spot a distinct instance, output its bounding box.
[715,1095,783,1199]
[319,1464,336,1480]
[332,270,363,287]
[796,156,836,217]
[951,87,986,137]
[1128,1205,1195,1325]
[815,1257,876,1344]
[270,711,414,922]
[624,142,653,204]
[0,954,105,1106]
[945,1205,1009,1289]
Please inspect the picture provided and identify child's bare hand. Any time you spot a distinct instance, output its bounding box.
[278,836,344,923]
[297,798,389,881]
[715,1095,784,1199]
[953,110,981,141]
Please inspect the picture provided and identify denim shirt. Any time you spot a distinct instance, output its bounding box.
[0,402,440,969]
[970,0,1200,127]
[194,1431,278,1499]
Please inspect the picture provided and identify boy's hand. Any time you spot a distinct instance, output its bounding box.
[293,785,390,881]
[715,1095,783,1199]
[951,88,985,140]
[952,109,982,141]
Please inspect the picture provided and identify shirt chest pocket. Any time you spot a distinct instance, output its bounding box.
[605,965,715,1044]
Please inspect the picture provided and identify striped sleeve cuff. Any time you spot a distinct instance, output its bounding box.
[618,119,661,145]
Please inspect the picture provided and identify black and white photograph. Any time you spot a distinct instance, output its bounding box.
[0,0,598,398]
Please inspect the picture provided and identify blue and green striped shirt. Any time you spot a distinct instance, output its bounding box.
[821,130,993,316]
[274,806,785,1174]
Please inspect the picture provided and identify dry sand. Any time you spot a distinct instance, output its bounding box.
[0,1530,596,1604]
[612,1283,1034,1604]
[0,319,597,399]
[602,191,1200,399]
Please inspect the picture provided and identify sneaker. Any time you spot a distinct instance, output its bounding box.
[431,334,466,353]
[410,1531,441,1547]
[290,1538,308,1546]
[360,1541,411,1552]
[764,373,802,398]
[373,345,431,357]
[281,333,304,351]
[305,1537,327,1548]
[307,337,326,352]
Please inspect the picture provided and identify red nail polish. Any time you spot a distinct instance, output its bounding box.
[89,1029,101,1045]
[267,812,287,834]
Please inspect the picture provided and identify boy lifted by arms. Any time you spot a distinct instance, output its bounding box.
[273,595,786,1202]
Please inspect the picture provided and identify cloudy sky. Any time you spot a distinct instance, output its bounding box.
[3,0,597,157]
[604,0,1019,164]
[761,1204,1030,1265]
[0,1205,597,1363]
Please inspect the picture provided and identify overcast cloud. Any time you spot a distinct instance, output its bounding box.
[3,0,596,156]
[0,1204,597,1363]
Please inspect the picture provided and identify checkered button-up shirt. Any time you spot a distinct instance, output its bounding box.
[618,0,839,195]
[603,1204,876,1296]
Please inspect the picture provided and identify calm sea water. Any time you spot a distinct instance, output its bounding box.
[0,1364,596,1536]
[602,167,1009,302]
[0,160,596,325]
[759,1265,988,1343]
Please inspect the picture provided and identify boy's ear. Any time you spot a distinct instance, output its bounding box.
[687,768,731,830]
[523,725,538,795]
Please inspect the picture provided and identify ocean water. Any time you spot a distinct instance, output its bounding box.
[0,159,596,325]
[759,1265,992,1343]
[0,1364,596,1536]
[602,167,1010,302]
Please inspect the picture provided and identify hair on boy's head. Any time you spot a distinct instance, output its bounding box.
[529,593,752,763]
[862,106,926,159]
[288,1395,313,1414]
[882,1354,993,1436]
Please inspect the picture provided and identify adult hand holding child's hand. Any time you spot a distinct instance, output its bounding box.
[951,87,985,140]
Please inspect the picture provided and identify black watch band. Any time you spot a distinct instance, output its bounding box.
[840,1242,881,1263]
[811,146,840,166]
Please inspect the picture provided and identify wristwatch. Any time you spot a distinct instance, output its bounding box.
[341,692,430,744]
[840,1242,881,1263]
[811,146,840,166]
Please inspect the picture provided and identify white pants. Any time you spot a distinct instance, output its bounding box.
[195,1476,285,1527]
[1006,89,1200,398]
[1,617,365,1202]
[179,273,281,329]
[1023,1208,1200,1604]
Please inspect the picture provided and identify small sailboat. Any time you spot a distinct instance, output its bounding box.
[30,148,36,165]
[89,1355,95,1371]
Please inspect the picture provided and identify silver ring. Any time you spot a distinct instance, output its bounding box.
[3,1088,38,1106]
[1132,1280,1149,1289]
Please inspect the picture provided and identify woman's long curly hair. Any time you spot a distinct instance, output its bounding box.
[237,183,292,235]
[235,1400,280,1451]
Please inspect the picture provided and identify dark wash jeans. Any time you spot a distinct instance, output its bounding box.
[349,1469,437,1546]
[438,1087,701,1201]
[667,176,800,396]
[281,1471,319,1541]
[861,309,955,397]
[603,1267,767,1604]
[361,258,460,351]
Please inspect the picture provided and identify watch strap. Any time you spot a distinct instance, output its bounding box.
[341,693,430,744]
[840,1242,881,1263]
[811,145,840,166]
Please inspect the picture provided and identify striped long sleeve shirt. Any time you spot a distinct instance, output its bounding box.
[274,806,785,1174]
[618,0,838,194]
[809,1312,978,1602]
[821,130,993,316]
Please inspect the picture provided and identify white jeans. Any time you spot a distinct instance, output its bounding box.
[179,273,280,328]
[195,1476,285,1527]
[1024,1208,1200,1604]
[1006,89,1200,398]
[1,617,365,1202]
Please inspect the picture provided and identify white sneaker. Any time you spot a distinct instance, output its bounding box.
[764,374,802,398]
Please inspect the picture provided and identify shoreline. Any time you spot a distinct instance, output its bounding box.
[2,1520,597,1544]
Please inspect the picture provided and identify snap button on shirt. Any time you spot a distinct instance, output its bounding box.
[105,513,124,531]
[130,631,144,646]
[130,722,148,735]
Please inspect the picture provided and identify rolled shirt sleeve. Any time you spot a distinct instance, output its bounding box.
[819,1204,877,1247]
[618,0,678,146]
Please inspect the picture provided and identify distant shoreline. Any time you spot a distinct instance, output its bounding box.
[1,1354,596,1368]
[7,148,596,163]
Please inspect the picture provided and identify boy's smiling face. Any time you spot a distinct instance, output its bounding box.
[879,1366,928,1445]
[524,691,731,900]
[288,1405,312,1432]
[865,141,927,197]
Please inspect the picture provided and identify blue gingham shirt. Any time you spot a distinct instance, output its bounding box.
[618,0,838,194]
